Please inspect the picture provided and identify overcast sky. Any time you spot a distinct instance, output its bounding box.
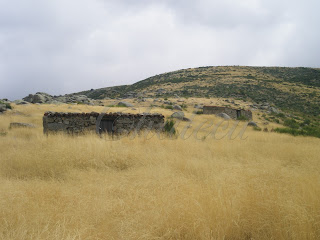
[0,0,319,100]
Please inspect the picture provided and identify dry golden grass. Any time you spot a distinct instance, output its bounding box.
[0,104,320,239]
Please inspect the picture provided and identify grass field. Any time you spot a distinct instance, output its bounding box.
[1,103,320,239]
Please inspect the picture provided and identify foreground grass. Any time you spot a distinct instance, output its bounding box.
[0,105,320,239]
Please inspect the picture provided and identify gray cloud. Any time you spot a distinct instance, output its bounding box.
[0,0,319,100]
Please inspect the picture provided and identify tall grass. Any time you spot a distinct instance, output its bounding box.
[0,104,320,239]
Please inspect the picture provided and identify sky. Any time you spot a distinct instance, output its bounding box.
[0,0,319,100]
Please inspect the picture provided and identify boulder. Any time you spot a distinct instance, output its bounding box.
[173,105,182,111]
[194,104,203,109]
[22,94,34,103]
[248,121,258,127]
[13,100,29,105]
[260,106,269,110]
[156,88,165,93]
[9,122,36,129]
[23,92,53,104]
[217,113,231,120]
[270,107,280,114]
[117,101,133,107]
[32,93,47,103]
[73,95,90,103]
[0,104,6,112]
[171,111,184,120]
[182,117,191,122]
[46,100,63,105]
[55,96,67,103]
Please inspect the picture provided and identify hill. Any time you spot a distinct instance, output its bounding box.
[75,66,320,116]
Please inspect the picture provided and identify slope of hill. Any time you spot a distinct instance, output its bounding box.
[76,66,320,116]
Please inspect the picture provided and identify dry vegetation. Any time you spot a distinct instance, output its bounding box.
[1,104,320,239]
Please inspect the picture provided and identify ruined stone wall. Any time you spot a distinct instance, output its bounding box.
[239,109,253,120]
[203,106,238,119]
[114,114,164,134]
[43,112,165,135]
[203,106,252,120]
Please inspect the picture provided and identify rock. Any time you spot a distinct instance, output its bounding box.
[55,96,67,103]
[171,111,184,120]
[0,104,6,113]
[217,113,231,120]
[9,122,36,129]
[182,117,191,122]
[117,101,133,107]
[248,121,258,127]
[47,100,63,105]
[137,98,146,102]
[13,100,29,105]
[23,92,52,104]
[73,95,91,104]
[32,93,47,103]
[22,92,94,105]
[164,101,172,105]
[22,94,34,103]
[156,88,165,93]
[46,123,67,131]
[194,104,203,109]
[270,107,280,114]
[173,105,182,111]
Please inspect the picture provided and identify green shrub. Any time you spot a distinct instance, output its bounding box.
[164,119,176,135]
[253,126,262,131]
[274,126,320,138]
[164,105,173,110]
[0,101,12,110]
[180,104,188,110]
[194,110,203,115]
[0,132,7,137]
[302,119,311,126]
[5,103,12,109]
[117,103,128,108]
[284,119,300,129]
[276,113,286,118]
[237,115,249,121]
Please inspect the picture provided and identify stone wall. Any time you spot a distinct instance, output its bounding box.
[43,112,165,135]
[239,109,253,120]
[203,106,252,120]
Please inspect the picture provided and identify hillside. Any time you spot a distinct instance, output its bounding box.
[1,104,320,239]
[75,66,320,116]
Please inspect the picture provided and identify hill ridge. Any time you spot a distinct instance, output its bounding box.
[74,66,320,116]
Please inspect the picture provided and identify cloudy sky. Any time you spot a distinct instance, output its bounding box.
[0,0,319,100]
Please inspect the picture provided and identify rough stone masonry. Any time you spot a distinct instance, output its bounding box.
[43,112,165,135]
[203,106,253,120]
